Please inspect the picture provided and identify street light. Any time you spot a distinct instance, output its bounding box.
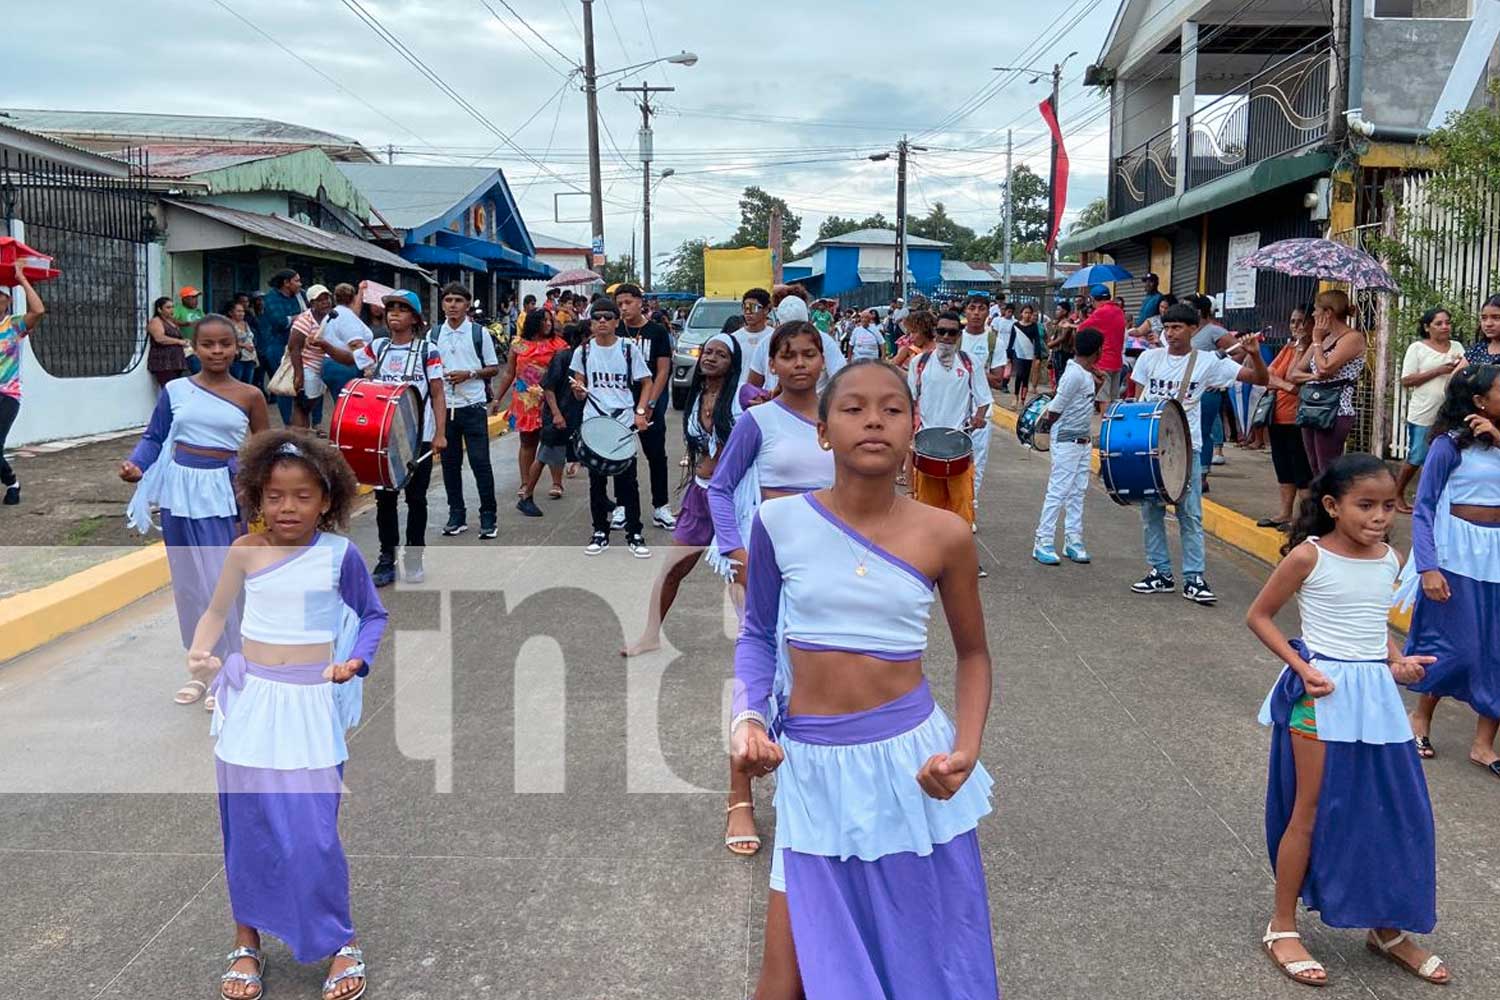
[868,152,890,162]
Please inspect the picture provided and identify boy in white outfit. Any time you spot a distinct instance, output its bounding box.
[1033,327,1103,565]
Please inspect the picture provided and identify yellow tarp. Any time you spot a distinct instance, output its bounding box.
[704,247,773,299]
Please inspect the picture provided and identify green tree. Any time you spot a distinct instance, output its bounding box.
[815,213,892,242]
[904,202,976,254]
[657,238,709,295]
[1009,164,1051,245]
[1070,196,1108,233]
[722,186,802,261]
[599,254,639,286]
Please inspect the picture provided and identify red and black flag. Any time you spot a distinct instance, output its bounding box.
[1039,97,1069,254]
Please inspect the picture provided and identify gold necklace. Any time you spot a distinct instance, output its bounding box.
[828,494,898,577]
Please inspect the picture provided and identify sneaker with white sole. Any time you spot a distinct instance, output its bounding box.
[441,519,467,536]
[1032,543,1061,566]
[610,506,626,529]
[585,531,609,555]
[627,533,652,558]
[652,505,677,530]
[1182,574,1217,605]
[1063,541,1091,564]
[478,521,498,539]
[1131,569,1175,594]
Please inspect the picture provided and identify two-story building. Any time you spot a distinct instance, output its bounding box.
[784,229,949,305]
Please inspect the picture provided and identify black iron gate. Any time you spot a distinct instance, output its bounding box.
[0,148,153,377]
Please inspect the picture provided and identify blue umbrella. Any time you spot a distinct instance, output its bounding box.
[1060,263,1133,290]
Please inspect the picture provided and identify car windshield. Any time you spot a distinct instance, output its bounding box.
[687,301,740,332]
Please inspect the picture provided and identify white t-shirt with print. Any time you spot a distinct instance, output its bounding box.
[1130,348,1244,455]
[850,326,883,362]
[908,350,990,431]
[570,337,651,428]
[354,337,446,442]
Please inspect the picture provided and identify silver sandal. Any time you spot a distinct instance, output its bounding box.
[321,945,367,1000]
[220,945,266,1000]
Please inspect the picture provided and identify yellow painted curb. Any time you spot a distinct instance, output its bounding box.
[988,406,1412,630]
[0,417,515,664]
[0,543,170,662]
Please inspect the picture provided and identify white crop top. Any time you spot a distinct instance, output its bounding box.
[744,399,834,491]
[754,494,934,658]
[170,378,250,451]
[1296,540,1399,661]
[242,534,357,646]
[1447,443,1500,504]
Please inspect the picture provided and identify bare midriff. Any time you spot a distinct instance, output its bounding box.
[761,487,803,500]
[1452,504,1500,525]
[243,639,333,666]
[787,648,924,716]
[177,443,237,459]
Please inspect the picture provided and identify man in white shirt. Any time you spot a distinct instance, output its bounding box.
[570,301,653,558]
[959,295,996,514]
[849,314,884,361]
[1128,301,1267,605]
[431,282,501,539]
[747,293,844,395]
[1033,326,1103,566]
[908,312,990,572]
[734,288,774,390]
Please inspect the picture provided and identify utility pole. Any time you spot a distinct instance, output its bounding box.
[617,80,673,290]
[1002,129,1013,297]
[894,136,909,295]
[1044,61,1063,317]
[582,0,604,269]
[385,143,395,165]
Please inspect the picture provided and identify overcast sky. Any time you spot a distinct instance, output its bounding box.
[11,0,1113,264]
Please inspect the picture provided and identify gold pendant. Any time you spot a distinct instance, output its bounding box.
[855,564,868,577]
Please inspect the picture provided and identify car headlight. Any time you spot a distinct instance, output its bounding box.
[686,346,700,359]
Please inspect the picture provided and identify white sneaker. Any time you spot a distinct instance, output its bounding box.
[652,505,677,530]
[610,506,626,529]
[626,533,652,559]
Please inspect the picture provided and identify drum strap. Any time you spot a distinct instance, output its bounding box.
[1176,351,1198,405]
[578,340,636,419]
[914,350,976,425]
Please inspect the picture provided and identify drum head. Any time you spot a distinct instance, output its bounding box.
[1018,394,1053,452]
[384,385,425,486]
[914,426,972,461]
[1155,399,1191,504]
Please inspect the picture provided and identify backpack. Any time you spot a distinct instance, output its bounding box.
[577,338,639,416]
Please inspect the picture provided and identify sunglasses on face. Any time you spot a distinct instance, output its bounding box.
[934,329,961,339]
[743,302,765,314]
[592,314,617,322]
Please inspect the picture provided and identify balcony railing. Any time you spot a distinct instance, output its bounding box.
[1108,35,1332,222]
[1111,123,1178,217]
[1184,36,1332,191]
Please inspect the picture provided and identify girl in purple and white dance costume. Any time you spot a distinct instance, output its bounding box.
[189,431,386,1000]
[708,322,833,859]
[1248,455,1448,988]
[122,315,268,709]
[621,331,743,658]
[734,361,997,999]
[1399,365,1500,771]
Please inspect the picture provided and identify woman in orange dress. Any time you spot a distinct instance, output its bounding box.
[494,309,568,500]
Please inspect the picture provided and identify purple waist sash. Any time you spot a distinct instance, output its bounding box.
[781,679,934,746]
[174,446,237,471]
[212,653,329,699]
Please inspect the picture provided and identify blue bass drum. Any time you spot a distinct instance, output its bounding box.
[1098,399,1191,506]
[1016,393,1053,452]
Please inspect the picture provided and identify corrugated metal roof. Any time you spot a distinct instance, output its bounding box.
[0,108,362,149]
[815,228,950,249]
[528,230,590,251]
[164,198,425,274]
[335,163,496,231]
[123,144,308,179]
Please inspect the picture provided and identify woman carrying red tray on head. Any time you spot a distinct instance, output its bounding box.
[0,262,46,506]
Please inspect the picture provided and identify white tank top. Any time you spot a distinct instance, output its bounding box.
[1296,539,1399,661]
[241,534,350,645]
[748,400,833,492]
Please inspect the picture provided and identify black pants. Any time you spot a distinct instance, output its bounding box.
[375,452,433,556]
[0,394,18,485]
[638,410,670,509]
[440,404,497,525]
[589,458,642,534]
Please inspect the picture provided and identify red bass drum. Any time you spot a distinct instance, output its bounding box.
[330,379,425,489]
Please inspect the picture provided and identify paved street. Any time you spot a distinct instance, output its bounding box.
[2,426,1498,1000]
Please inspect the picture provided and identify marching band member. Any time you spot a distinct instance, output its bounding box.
[1129,302,1267,606]
[907,312,990,563]
[1248,455,1447,988]
[959,295,996,510]
[122,314,268,708]
[1032,327,1103,566]
[734,359,997,999]
[351,290,448,588]
[1398,366,1500,770]
[190,430,387,1000]
[706,320,833,857]
[621,333,744,658]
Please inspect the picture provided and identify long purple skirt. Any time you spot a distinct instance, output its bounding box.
[160,505,242,657]
[1406,570,1500,718]
[1264,671,1436,932]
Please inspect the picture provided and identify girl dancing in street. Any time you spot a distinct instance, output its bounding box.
[1247,454,1447,988]
[190,430,387,1000]
[734,360,997,999]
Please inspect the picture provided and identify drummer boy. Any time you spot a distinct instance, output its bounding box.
[1032,327,1104,566]
[907,312,991,571]
[1128,301,1267,605]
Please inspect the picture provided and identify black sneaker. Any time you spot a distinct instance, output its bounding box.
[478,521,498,539]
[441,519,468,536]
[1182,574,1217,605]
[372,553,397,588]
[977,565,989,579]
[626,533,652,559]
[516,497,543,518]
[2,482,17,506]
[585,531,609,556]
[1131,569,1175,595]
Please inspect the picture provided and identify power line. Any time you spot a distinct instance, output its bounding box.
[479,0,577,70]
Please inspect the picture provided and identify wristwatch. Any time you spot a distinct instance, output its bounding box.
[635,406,647,416]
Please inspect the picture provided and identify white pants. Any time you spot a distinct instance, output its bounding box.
[970,424,991,504]
[1035,439,1091,546]
[302,362,325,401]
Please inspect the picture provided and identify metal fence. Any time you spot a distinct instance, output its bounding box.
[1111,123,1178,216]
[0,148,154,378]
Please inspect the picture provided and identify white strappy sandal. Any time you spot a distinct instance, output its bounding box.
[724,801,761,857]
[1263,922,1326,987]
[1366,931,1449,985]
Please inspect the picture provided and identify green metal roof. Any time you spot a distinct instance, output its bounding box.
[1058,150,1335,255]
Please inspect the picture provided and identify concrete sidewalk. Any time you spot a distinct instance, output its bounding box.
[2,425,1497,998]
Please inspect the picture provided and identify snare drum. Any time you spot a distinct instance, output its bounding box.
[330,379,425,489]
[912,426,974,478]
[1098,399,1191,506]
[575,416,638,476]
[1016,394,1054,452]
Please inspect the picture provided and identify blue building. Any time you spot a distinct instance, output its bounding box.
[783,229,948,301]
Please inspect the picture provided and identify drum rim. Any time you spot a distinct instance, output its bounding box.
[913,426,973,461]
